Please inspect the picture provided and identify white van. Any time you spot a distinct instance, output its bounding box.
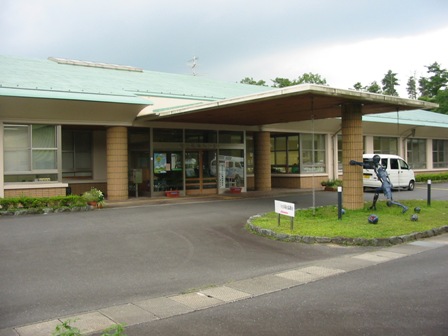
[210,156,244,179]
[362,154,415,191]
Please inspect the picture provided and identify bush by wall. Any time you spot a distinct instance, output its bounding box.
[415,172,448,182]
[0,195,89,215]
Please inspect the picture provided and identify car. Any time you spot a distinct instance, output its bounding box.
[362,154,415,191]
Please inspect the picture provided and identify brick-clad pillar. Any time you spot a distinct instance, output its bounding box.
[107,127,128,201]
[254,131,271,191]
[341,104,364,210]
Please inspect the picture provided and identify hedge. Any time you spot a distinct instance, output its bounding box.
[0,195,87,211]
[415,172,448,182]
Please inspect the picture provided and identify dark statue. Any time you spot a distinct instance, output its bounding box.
[350,155,408,213]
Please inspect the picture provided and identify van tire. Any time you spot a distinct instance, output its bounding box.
[408,180,415,191]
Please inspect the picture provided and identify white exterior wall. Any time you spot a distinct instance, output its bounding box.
[426,138,433,170]
[363,135,374,153]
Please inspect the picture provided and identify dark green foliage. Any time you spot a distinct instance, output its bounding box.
[382,70,399,96]
[415,172,448,182]
[0,195,87,211]
[240,77,267,86]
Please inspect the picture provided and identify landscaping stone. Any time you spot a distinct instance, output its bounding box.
[315,237,331,244]
[389,236,402,245]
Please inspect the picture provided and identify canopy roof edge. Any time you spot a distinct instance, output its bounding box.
[137,84,438,126]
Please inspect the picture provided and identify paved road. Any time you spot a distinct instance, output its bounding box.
[0,183,446,332]
[0,191,357,329]
[118,242,448,336]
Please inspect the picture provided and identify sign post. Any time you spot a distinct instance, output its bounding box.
[337,186,343,220]
[274,200,295,231]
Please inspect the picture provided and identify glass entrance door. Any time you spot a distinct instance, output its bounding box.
[185,150,217,195]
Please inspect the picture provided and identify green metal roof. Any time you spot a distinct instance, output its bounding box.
[363,110,448,128]
[0,55,270,105]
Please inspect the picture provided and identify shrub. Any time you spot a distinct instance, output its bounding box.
[320,179,343,187]
[415,172,448,182]
[82,188,105,205]
[0,195,87,212]
[0,197,21,210]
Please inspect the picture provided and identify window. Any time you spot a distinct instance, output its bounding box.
[433,139,448,168]
[219,149,245,187]
[4,124,58,182]
[271,135,297,173]
[374,137,398,154]
[270,133,325,174]
[337,135,343,171]
[390,158,399,170]
[301,134,326,173]
[185,129,217,143]
[399,159,410,170]
[153,128,183,143]
[62,130,92,178]
[246,133,254,174]
[407,139,426,169]
[218,131,244,144]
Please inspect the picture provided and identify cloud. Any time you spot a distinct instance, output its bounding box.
[216,26,448,96]
[1,0,448,96]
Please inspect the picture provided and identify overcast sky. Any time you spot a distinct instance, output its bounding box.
[1,0,448,96]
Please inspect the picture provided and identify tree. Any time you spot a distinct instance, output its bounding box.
[295,72,327,85]
[353,82,363,91]
[418,62,448,114]
[418,62,448,99]
[352,81,383,94]
[271,73,327,88]
[271,77,295,88]
[366,81,382,94]
[406,76,417,99]
[434,88,448,114]
[381,70,399,96]
[240,77,267,86]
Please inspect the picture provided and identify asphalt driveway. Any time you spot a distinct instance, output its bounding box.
[0,184,446,329]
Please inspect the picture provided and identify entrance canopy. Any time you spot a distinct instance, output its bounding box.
[138,84,437,126]
[138,84,438,210]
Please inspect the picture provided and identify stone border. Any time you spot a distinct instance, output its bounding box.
[246,214,448,246]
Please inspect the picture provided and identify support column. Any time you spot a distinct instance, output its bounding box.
[0,122,4,198]
[254,131,271,191]
[107,126,128,201]
[342,104,364,210]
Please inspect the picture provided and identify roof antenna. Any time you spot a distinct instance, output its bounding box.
[188,56,199,76]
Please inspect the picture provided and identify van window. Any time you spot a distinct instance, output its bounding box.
[381,158,388,168]
[399,159,409,170]
[390,159,399,170]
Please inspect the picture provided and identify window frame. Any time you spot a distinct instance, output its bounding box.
[62,129,93,178]
[407,138,427,169]
[4,124,59,179]
[270,133,326,174]
[433,139,448,168]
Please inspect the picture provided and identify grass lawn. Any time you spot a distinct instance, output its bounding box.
[250,200,448,239]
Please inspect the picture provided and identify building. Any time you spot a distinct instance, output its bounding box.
[1,55,444,209]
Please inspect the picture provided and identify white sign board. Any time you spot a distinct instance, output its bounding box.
[274,200,295,218]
